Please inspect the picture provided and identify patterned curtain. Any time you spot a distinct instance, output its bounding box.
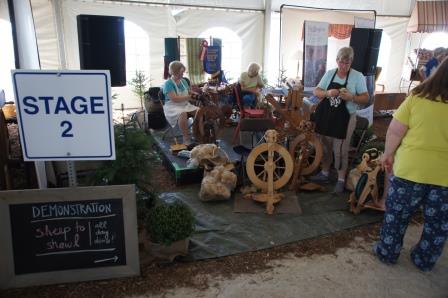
[328,24,353,40]
[186,38,205,85]
[301,24,354,40]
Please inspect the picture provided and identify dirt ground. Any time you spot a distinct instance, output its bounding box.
[145,224,448,298]
[3,222,447,298]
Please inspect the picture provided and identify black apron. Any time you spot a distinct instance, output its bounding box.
[313,69,351,139]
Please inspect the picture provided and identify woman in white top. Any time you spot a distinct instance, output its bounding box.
[162,61,198,144]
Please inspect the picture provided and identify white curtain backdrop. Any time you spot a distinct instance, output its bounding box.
[375,16,409,92]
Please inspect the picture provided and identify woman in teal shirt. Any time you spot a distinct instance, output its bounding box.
[162,61,198,145]
[311,47,369,193]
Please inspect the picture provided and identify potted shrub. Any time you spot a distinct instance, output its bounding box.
[144,201,195,261]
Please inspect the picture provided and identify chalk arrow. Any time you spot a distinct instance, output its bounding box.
[94,255,118,263]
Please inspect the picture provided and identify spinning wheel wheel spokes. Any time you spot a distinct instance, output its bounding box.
[289,133,323,176]
[246,143,294,191]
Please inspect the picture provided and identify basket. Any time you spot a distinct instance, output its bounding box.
[2,103,16,119]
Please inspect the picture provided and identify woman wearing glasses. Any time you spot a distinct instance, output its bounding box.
[311,47,369,193]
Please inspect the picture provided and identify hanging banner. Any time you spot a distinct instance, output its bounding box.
[303,21,329,91]
[203,46,222,74]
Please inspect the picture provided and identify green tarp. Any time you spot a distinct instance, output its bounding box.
[159,185,383,260]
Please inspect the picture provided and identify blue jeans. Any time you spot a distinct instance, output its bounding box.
[373,176,448,271]
[242,93,256,108]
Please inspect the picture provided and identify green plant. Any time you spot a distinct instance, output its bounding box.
[129,70,150,105]
[90,121,157,186]
[278,67,288,86]
[129,70,151,127]
[352,140,386,166]
[145,201,195,246]
[136,187,158,227]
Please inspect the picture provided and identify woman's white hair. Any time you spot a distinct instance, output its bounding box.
[336,47,354,61]
[247,63,261,77]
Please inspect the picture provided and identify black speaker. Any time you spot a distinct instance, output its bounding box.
[349,28,382,76]
[77,14,126,87]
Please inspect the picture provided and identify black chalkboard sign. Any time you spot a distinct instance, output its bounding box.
[9,199,126,274]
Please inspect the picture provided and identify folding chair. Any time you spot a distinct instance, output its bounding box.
[231,83,269,144]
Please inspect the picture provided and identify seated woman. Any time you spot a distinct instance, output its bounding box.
[162,61,198,145]
[239,63,265,107]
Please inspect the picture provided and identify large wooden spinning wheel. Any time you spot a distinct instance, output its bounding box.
[289,133,323,176]
[246,142,294,192]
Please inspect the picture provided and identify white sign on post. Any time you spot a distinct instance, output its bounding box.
[12,70,115,161]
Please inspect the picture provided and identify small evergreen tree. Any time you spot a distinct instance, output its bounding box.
[129,70,151,128]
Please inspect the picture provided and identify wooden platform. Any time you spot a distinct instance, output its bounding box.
[150,126,241,185]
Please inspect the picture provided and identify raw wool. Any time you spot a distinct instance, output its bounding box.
[189,144,228,169]
[188,143,237,201]
[199,165,237,201]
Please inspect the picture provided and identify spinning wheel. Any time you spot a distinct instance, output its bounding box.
[191,93,225,144]
[265,85,323,191]
[348,149,387,214]
[244,130,293,214]
[246,142,293,191]
[287,120,324,191]
[289,132,323,176]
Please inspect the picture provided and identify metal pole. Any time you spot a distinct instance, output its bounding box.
[66,161,78,187]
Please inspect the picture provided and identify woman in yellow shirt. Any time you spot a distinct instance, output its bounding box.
[373,57,448,271]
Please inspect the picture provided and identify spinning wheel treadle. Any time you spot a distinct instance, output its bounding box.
[246,143,293,191]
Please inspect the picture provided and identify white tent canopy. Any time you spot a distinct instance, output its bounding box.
[51,0,415,15]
